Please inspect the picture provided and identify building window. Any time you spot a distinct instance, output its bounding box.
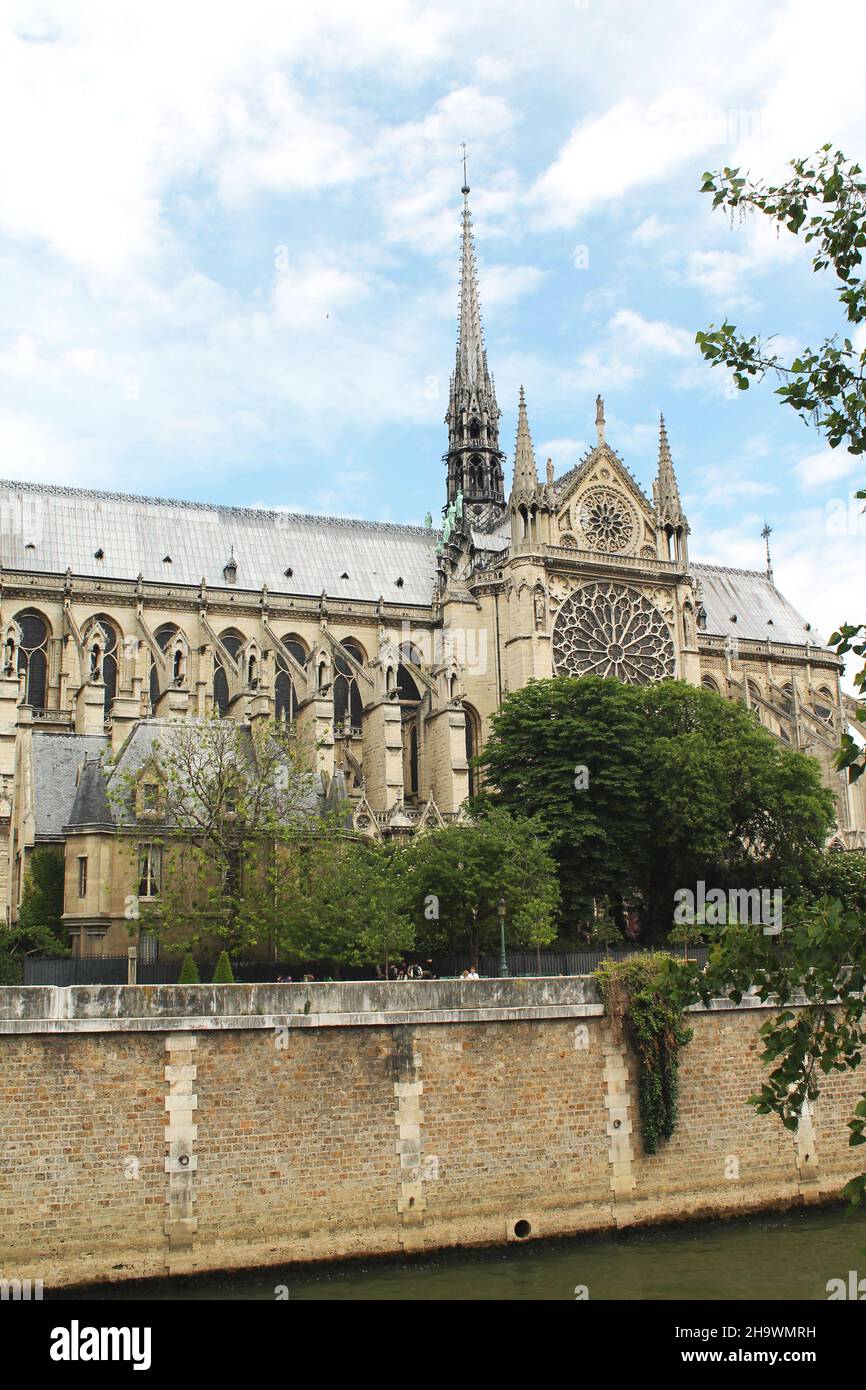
[143,782,159,813]
[77,856,88,899]
[139,931,158,963]
[222,846,242,898]
[275,636,307,727]
[333,639,365,735]
[214,631,243,716]
[15,609,49,710]
[86,615,119,717]
[138,843,161,899]
[150,624,180,713]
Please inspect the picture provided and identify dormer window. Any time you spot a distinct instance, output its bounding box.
[94,548,104,561]
[163,555,172,566]
[395,576,404,588]
[284,567,293,578]
[143,782,159,813]
[223,554,238,584]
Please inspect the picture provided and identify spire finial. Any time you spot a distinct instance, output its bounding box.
[511,385,538,494]
[595,394,605,445]
[761,522,774,582]
[461,142,469,196]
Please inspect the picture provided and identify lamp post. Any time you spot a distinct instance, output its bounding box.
[497,896,509,978]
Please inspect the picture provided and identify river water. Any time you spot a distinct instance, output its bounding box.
[70,1205,866,1301]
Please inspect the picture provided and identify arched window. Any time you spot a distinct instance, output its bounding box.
[214,630,243,717]
[701,675,720,695]
[150,624,179,714]
[15,609,49,709]
[463,702,481,798]
[334,639,365,735]
[408,722,419,797]
[397,643,422,703]
[275,635,308,727]
[87,615,119,717]
[814,687,835,723]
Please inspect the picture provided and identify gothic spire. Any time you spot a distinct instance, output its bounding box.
[511,387,539,495]
[456,186,488,394]
[653,413,684,529]
[443,165,505,528]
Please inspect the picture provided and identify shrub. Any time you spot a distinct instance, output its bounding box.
[178,952,200,984]
[212,950,234,983]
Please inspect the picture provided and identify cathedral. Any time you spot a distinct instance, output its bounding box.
[2,179,863,955]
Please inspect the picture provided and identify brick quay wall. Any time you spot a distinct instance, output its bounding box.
[0,980,859,1289]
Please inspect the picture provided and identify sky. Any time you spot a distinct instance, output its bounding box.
[1,0,866,650]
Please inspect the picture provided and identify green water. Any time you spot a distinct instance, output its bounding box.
[69,1206,866,1301]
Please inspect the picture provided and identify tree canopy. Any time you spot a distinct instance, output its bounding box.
[479,675,835,939]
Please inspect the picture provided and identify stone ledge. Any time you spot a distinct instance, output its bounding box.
[0,1003,607,1035]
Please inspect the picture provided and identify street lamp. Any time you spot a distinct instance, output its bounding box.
[497,896,509,978]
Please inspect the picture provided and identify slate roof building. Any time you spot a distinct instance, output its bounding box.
[1,180,862,953]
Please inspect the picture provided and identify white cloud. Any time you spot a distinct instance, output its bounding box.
[631,214,672,245]
[537,437,589,470]
[479,264,545,307]
[794,447,858,489]
[530,88,729,230]
[608,309,695,359]
[272,260,373,327]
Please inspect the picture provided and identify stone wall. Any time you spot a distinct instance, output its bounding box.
[0,980,860,1289]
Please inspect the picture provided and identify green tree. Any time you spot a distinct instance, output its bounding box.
[800,848,866,913]
[0,848,68,982]
[480,676,834,939]
[404,805,560,962]
[694,144,866,779]
[279,839,414,977]
[112,715,336,957]
[479,676,645,929]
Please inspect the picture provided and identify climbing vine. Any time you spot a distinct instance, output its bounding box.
[595,954,693,1154]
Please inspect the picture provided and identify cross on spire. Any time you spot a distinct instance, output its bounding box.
[761,522,774,582]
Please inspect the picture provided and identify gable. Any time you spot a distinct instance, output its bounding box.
[555,445,657,559]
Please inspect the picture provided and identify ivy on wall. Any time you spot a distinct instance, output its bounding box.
[595,954,693,1154]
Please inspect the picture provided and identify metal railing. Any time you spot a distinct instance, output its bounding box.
[22,945,709,987]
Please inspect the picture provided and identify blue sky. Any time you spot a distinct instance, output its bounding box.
[2,0,866,645]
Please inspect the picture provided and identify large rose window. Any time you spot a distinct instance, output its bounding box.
[552,581,675,684]
[577,487,636,553]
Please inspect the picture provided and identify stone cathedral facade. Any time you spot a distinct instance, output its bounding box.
[2,184,864,953]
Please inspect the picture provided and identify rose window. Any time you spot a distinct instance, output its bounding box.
[577,487,636,553]
[552,581,675,684]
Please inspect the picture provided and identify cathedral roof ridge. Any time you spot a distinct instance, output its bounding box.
[0,478,440,539]
[692,560,771,580]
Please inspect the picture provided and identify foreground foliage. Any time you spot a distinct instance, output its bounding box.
[662,901,866,1209]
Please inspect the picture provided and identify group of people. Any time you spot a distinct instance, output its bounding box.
[273,961,485,982]
[375,961,436,980]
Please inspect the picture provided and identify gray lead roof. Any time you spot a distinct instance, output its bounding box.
[31,732,110,839]
[0,479,441,607]
[2,480,826,650]
[693,563,829,649]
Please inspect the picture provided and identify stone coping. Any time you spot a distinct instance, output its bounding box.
[0,978,785,1034]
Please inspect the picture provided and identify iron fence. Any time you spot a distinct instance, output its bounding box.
[22,945,709,987]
